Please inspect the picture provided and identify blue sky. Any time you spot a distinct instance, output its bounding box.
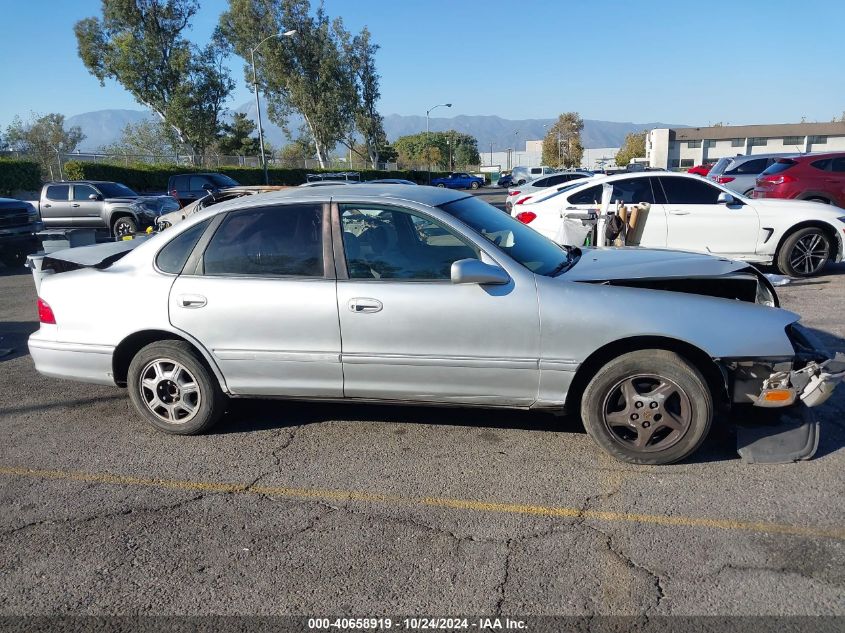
[1,0,844,128]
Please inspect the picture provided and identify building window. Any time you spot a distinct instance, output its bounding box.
[749,137,768,147]
[680,159,695,168]
[783,136,804,145]
[809,135,828,144]
[731,139,744,147]
[703,140,716,148]
[686,140,702,149]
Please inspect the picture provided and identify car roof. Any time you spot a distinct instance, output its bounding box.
[790,151,845,161]
[44,180,121,185]
[728,152,800,163]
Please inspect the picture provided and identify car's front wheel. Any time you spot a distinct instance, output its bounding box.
[580,350,713,465]
[776,227,831,277]
[470,181,480,190]
[127,340,226,435]
[112,215,137,237]
[436,183,445,188]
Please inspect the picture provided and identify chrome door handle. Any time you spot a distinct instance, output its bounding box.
[669,210,690,215]
[348,298,383,313]
[72,203,80,208]
[178,294,207,308]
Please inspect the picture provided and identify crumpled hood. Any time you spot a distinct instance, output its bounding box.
[562,247,748,281]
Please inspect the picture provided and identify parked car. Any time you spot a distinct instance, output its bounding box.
[707,153,798,197]
[167,173,240,206]
[497,174,514,188]
[506,170,592,212]
[28,185,843,464]
[36,181,144,237]
[687,163,715,177]
[511,165,557,185]
[0,198,41,267]
[753,152,845,208]
[367,179,417,185]
[431,172,485,190]
[157,186,290,229]
[513,172,845,277]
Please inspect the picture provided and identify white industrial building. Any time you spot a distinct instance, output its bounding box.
[646,122,845,169]
[485,139,620,172]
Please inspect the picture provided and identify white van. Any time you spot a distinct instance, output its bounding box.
[511,165,557,185]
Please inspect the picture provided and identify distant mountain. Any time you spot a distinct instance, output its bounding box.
[67,105,687,153]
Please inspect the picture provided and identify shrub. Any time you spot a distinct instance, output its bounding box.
[0,159,41,196]
[63,162,451,192]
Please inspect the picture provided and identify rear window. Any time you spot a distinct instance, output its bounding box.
[568,185,602,205]
[760,159,797,176]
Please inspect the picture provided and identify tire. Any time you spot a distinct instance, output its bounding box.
[580,350,713,465]
[112,215,137,238]
[436,183,445,188]
[127,340,226,435]
[470,181,480,190]
[776,226,831,277]
[743,188,754,197]
[517,179,526,186]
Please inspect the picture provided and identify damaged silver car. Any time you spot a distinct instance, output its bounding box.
[28,185,844,464]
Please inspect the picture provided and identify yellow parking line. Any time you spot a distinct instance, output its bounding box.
[1,465,843,541]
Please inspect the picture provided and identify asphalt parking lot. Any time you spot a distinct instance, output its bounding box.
[1,193,844,621]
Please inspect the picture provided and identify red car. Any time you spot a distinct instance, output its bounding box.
[687,163,714,177]
[753,152,845,207]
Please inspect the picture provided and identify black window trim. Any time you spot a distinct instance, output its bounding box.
[656,175,729,205]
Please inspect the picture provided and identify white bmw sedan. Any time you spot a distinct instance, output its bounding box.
[511,172,845,277]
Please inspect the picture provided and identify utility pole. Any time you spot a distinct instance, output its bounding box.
[426,102,452,183]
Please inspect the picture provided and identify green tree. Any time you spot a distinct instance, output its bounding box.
[75,0,234,160]
[5,113,85,178]
[394,130,479,169]
[219,0,357,168]
[615,131,647,167]
[543,112,584,168]
[278,136,316,165]
[101,118,184,158]
[341,27,387,168]
[217,112,260,156]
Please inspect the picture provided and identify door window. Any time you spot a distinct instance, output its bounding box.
[339,204,477,280]
[156,219,211,274]
[189,175,212,191]
[659,177,722,204]
[567,185,602,205]
[73,185,99,201]
[45,185,69,201]
[727,158,769,175]
[203,205,324,277]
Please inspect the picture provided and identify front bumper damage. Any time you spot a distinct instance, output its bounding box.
[730,325,845,463]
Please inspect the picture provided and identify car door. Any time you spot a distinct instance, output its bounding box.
[70,184,103,227]
[826,157,845,206]
[659,176,759,256]
[606,177,667,248]
[334,202,540,405]
[168,202,343,397]
[41,184,71,227]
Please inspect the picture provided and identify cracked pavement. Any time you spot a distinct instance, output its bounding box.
[1,251,845,617]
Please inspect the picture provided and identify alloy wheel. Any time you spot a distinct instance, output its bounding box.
[601,374,692,453]
[138,358,202,424]
[789,232,829,275]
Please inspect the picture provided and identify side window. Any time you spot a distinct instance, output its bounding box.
[203,205,324,277]
[173,175,188,191]
[610,179,655,204]
[659,177,722,205]
[729,158,768,175]
[45,185,69,201]
[156,219,211,274]
[534,177,551,188]
[811,159,832,171]
[339,204,477,280]
[189,175,211,191]
[73,185,98,201]
[830,157,845,173]
[568,185,602,205]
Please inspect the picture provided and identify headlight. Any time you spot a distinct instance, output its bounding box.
[755,278,777,307]
[26,203,39,222]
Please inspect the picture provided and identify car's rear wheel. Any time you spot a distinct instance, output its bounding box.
[128,340,225,435]
[580,350,712,465]
[743,188,754,197]
[776,227,831,277]
[112,215,137,238]
[470,181,480,190]
[436,183,445,188]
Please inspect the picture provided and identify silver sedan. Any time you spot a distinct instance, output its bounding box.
[29,185,843,464]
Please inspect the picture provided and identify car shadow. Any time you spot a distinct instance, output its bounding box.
[0,321,39,362]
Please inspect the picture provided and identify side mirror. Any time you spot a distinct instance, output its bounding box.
[451,258,510,285]
[717,192,737,205]
[88,193,102,201]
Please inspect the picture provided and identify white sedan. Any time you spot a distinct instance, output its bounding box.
[511,172,845,276]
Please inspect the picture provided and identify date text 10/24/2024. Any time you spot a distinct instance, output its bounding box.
[307,618,528,630]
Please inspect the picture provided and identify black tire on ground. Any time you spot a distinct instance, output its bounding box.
[436,183,445,188]
[743,189,754,197]
[580,350,713,465]
[127,340,226,435]
[0,248,26,268]
[112,215,137,237]
[776,226,831,277]
[470,181,480,190]
[517,179,526,185]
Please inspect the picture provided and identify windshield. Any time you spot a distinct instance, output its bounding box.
[98,182,137,198]
[209,174,240,187]
[438,195,575,276]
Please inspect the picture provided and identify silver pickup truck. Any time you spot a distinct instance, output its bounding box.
[36,180,170,237]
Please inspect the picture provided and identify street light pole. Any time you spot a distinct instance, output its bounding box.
[251,29,296,185]
[426,102,451,184]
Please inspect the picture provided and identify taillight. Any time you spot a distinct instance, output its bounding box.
[508,190,521,197]
[716,176,735,184]
[759,175,796,185]
[516,196,533,205]
[516,211,537,224]
[37,298,56,324]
